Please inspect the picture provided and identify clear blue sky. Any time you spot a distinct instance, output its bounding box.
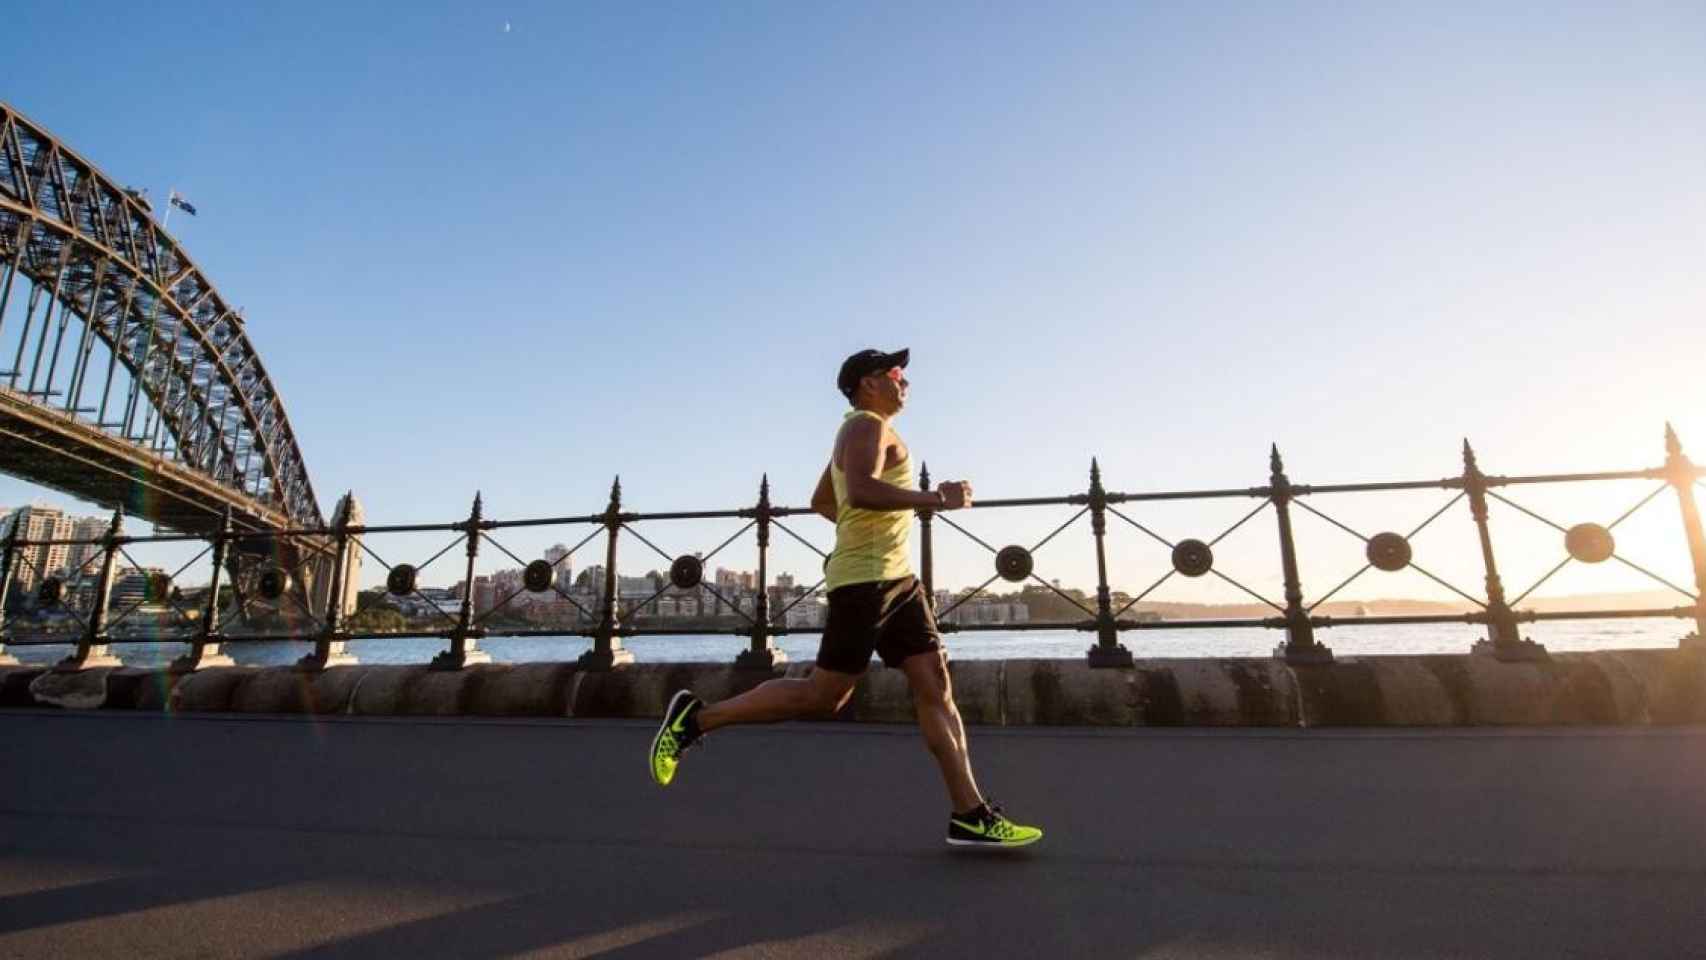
[4,2,1704,602]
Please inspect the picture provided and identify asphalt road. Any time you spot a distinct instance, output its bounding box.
[4,711,1706,958]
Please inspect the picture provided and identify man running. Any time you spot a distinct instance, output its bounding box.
[649,347,1043,849]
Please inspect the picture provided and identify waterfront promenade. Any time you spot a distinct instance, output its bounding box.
[5,712,1706,957]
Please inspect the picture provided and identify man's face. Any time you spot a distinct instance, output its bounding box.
[860,365,908,413]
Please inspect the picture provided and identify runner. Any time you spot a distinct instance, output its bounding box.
[649,347,1043,848]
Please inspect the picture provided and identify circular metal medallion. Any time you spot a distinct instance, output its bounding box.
[258,567,292,600]
[523,559,556,593]
[1171,539,1214,578]
[995,545,1034,583]
[1366,532,1413,572]
[1565,523,1615,564]
[670,554,703,590]
[386,564,418,596]
[36,577,63,606]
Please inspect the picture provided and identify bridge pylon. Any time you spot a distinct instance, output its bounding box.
[226,492,362,645]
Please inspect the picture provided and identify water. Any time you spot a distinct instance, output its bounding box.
[5,618,1693,668]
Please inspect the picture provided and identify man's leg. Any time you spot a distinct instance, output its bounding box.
[697,666,859,733]
[899,648,1044,846]
[653,584,878,786]
[900,649,982,813]
[651,666,860,786]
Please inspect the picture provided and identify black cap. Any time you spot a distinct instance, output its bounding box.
[837,348,909,399]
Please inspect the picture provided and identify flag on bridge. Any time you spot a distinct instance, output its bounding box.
[168,191,198,216]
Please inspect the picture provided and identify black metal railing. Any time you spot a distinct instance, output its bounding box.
[3,425,1704,673]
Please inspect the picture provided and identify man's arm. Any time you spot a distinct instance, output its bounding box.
[840,416,971,510]
[811,464,837,522]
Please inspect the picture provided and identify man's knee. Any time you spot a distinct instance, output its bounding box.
[806,672,857,716]
[908,658,953,709]
[814,687,854,716]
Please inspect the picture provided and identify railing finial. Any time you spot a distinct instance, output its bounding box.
[919,461,931,489]
[1269,443,1283,476]
[1461,438,1477,471]
[609,475,622,508]
[1665,422,1682,458]
[1090,456,1101,486]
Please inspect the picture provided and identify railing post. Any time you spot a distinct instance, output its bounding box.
[298,497,358,672]
[580,477,635,670]
[917,463,935,610]
[1087,457,1134,668]
[1461,440,1546,661]
[1271,445,1333,664]
[0,525,18,666]
[433,492,492,670]
[56,508,124,671]
[736,474,785,670]
[171,507,235,673]
[1662,424,1706,650]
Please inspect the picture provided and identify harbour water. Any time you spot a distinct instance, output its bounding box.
[4,617,1693,668]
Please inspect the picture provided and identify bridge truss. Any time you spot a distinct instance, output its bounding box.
[0,101,320,531]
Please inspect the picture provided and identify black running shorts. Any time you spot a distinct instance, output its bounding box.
[815,575,943,674]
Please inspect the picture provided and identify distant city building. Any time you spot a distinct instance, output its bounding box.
[783,596,827,628]
[55,565,166,613]
[543,543,573,583]
[491,568,524,597]
[64,516,109,576]
[577,564,606,592]
[471,575,496,614]
[110,567,168,609]
[933,592,1030,626]
[7,505,74,596]
[386,561,833,627]
[0,506,139,605]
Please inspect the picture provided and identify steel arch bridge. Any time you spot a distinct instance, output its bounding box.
[0,101,320,533]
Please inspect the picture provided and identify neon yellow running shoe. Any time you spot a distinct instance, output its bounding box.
[946,801,1043,848]
[650,690,704,786]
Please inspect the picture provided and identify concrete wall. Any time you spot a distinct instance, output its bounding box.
[6,648,1706,726]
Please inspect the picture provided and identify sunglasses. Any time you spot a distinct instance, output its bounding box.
[857,366,907,393]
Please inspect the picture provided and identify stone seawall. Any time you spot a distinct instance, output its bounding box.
[6,647,1706,726]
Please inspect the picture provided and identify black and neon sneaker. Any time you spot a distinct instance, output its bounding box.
[650,690,704,786]
[946,801,1043,848]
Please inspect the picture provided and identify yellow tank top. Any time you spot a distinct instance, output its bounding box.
[825,410,914,590]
